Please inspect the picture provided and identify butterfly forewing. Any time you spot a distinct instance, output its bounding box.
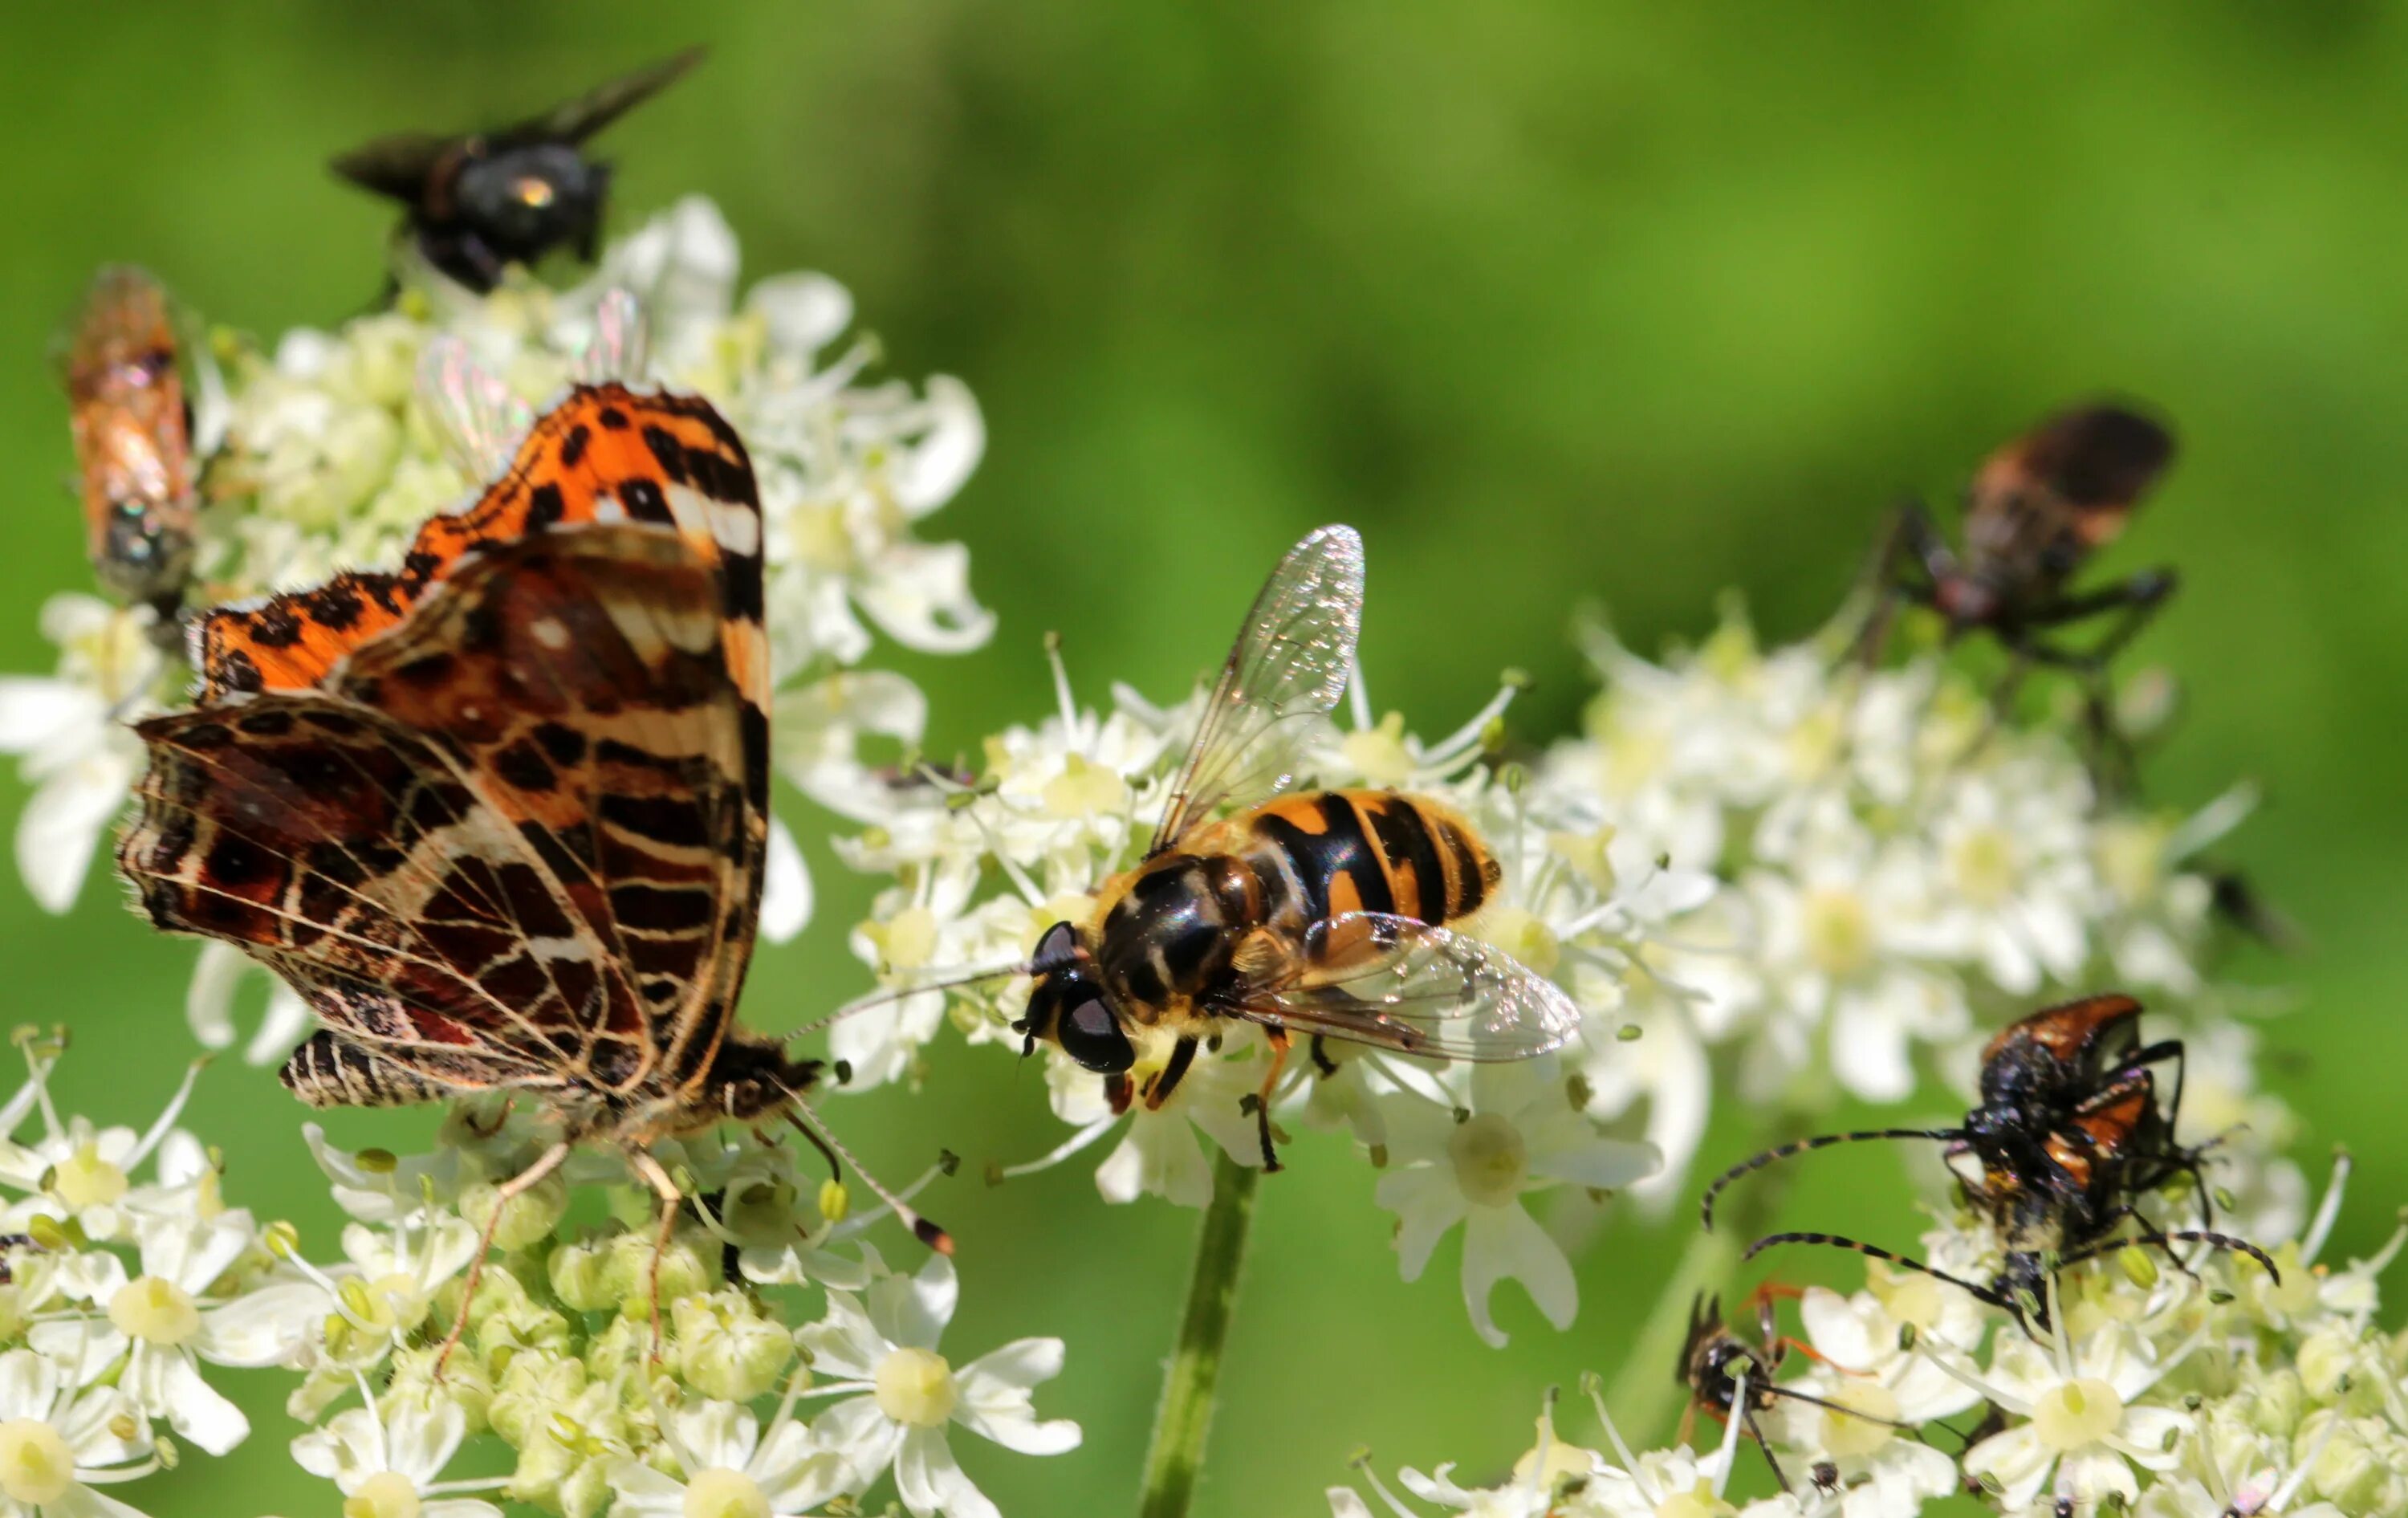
[196,382,770,729]
[1148,524,1365,855]
[1218,911,1583,1063]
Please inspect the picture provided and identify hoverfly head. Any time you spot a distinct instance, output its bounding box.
[1014,922,1133,1074]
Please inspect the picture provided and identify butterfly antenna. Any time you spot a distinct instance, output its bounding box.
[791,962,1032,1041]
[777,1089,954,1255]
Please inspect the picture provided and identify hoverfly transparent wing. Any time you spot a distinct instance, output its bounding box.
[1147,524,1364,855]
[571,287,651,385]
[1217,912,1581,1062]
[416,337,532,481]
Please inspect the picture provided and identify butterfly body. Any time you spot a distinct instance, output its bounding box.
[63,266,196,612]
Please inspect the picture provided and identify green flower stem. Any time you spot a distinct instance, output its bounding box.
[1605,1112,1806,1441]
[1137,1149,1261,1518]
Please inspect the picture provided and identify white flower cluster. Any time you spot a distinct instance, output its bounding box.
[839,649,1693,1344]
[1550,604,2276,1200]
[1,195,993,1060]
[1332,1156,2408,1516]
[0,1040,1078,1518]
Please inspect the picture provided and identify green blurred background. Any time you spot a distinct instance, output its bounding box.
[4,4,2405,1512]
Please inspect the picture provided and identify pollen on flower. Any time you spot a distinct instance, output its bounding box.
[1820,1381,1901,1456]
[1447,1113,1529,1208]
[109,1273,201,1346]
[2031,1376,2123,1451]
[875,1346,961,1428]
[1946,824,2018,908]
[343,1469,424,1518]
[1043,753,1128,818]
[1480,906,1562,978]
[1800,885,1874,978]
[681,1467,773,1518]
[49,1142,128,1209]
[1341,711,1416,787]
[0,1418,72,1506]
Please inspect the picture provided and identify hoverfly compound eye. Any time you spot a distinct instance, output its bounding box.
[1032,922,1079,972]
[1060,998,1134,1073]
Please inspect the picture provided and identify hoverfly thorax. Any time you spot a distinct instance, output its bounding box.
[1017,922,1134,1074]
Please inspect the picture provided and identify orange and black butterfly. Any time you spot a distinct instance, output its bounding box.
[118,378,939,1357]
[63,266,197,618]
[867,527,1583,1173]
[332,47,704,292]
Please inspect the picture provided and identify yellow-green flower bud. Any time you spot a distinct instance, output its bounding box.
[673,1289,794,1402]
[489,1350,588,1450]
[460,1171,569,1253]
[548,1235,620,1313]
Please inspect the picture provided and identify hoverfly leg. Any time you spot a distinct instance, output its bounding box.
[1244,1028,1292,1174]
[1104,1072,1134,1116]
[1145,1036,1201,1112]
[1308,1034,1337,1078]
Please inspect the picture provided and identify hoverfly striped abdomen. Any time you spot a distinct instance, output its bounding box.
[1243,790,1497,932]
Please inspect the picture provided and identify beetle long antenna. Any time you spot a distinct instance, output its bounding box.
[1743,1231,2009,1309]
[1755,1383,1922,1431]
[775,1085,954,1255]
[1700,1129,1963,1229]
[2057,1227,2280,1284]
[791,962,1032,1040]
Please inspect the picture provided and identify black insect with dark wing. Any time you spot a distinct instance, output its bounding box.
[332,47,705,293]
[1850,402,2179,793]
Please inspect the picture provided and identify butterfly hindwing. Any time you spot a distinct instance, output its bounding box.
[124,521,764,1103]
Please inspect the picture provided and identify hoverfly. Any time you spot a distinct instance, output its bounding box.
[1703,995,2275,1328]
[332,47,705,293]
[877,527,1583,1171]
[1678,1286,1914,1497]
[1851,403,2178,789]
[62,266,197,620]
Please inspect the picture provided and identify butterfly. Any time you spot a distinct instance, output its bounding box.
[117,380,942,1354]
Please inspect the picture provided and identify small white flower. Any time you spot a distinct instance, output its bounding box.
[1955,1320,2194,1511]
[0,1348,156,1518]
[1373,1062,1658,1346]
[604,1396,845,1518]
[1022,1038,1266,1209]
[291,1392,503,1518]
[0,594,164,914]
[0,1060,203,1243]
[34,1211,321,1455]
[1920,764,2098,996]
[799,1253,1078,1518]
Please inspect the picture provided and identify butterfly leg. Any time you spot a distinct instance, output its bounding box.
[624,1147,686,1360]
[435,1138,572,1378]
[1247,1028,1291,1174]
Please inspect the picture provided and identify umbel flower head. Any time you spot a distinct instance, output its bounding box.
[1334,1154,2406,1517]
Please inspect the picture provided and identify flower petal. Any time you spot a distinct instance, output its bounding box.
[1459,1202,1577,1348]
